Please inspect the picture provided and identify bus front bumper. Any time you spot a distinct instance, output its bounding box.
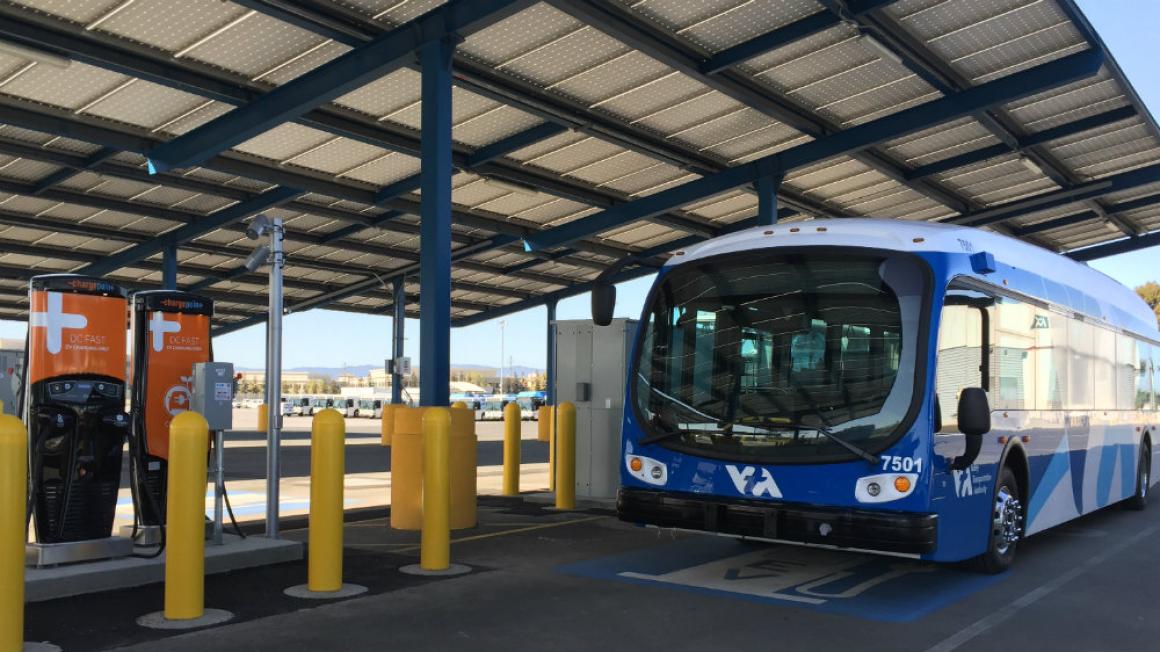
[618,487,938,555]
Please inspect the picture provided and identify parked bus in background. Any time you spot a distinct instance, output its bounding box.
[516,396,539,420]
[304,396,333,416]
[289,396,311,416]
[608,218,1159,573]
[334,397,357,418]
[356,398,382,418]
[517,390,547,410]
[478,397,506,421]
[451,391,487,410]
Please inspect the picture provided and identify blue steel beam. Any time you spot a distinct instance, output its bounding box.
[0,103,642,268]
[0,3,840,241]
[525,49,1104,252]
[80,186,303,276]
[30,147,117,196]
[1010,211,1101,238]
[553,0,973,214]
[162,246,177,290]
[905,106,1137,179]
[955,163,1160,228]
[144,0,528,173]
[212,235,518,337]
[698,0,896,75]
[1066,230,1160,261]
[419,35,456,406]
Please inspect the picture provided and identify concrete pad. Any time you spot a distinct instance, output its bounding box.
[283,583,368,599]
[22,642,61,651]
[137,609,234,630]
[398,563,472,577]
[26,535,303,602]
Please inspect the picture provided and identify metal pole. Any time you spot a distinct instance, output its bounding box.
[546,299,557,405]
[265,217,284,538]
[213,429,224,545]
[162,245,177,290]
[392,277,405,404]
[499,319,506,395]
[418,35,456,407]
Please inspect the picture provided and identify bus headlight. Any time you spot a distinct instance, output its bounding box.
[626,454,667,486]
[855,473,918,503]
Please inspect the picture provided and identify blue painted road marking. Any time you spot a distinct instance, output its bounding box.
[559,537,1005,622]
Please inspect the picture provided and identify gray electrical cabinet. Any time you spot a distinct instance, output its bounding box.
[553,318,638,500]
[191,362,235,431]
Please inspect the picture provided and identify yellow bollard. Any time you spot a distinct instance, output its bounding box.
[548,405,557,491]
[380,403,396,447]
[308,409,345,592]
[451,401,468,410]
[502,401,521,496]
[421,408,451,571]
[257,403,268,435]
[0,416,26,651]
[448,405,477,530]
[391,406,425,530]
[537,406,550,442]
[555,402,576,510]
[165,411,210,621]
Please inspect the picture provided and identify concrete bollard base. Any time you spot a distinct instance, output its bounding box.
[398,563,471,577]
[136,608,234,630]
[283,583,368,600]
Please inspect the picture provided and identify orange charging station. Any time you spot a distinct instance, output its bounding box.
[128,291,213,531]
[25,274,129,544]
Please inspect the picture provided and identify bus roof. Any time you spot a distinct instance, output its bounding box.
[671,218,1157,339]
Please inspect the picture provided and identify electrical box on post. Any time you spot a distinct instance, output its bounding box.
[553,318,638,500]
[191,362,235,431]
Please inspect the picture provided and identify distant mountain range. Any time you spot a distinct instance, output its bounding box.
[239,363,542,377]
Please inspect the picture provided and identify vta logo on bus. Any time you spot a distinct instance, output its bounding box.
[726,465,782,498]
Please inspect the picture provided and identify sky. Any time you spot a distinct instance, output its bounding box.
[0,0,1155,373]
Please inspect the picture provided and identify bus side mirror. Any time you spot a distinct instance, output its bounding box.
[592,282,615,327]
[951,388,990,470]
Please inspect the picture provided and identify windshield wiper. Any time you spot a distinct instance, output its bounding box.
[639,425,685,446]
[727,418,880,465]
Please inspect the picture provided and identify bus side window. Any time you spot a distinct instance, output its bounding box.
[936,298,986,432]
[1152,346,1160,410]
[1136,341,1153,411]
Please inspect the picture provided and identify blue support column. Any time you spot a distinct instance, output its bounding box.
[162,245,177,289]
[756,171,782,227]
[418,35,457,407]
[392,276,405,405]
[545,299,557,405]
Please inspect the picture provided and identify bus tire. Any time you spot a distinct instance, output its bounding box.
[1126,441,1150,511]
[976,466,1023,574]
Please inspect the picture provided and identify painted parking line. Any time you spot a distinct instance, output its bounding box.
[559,537,1005,622]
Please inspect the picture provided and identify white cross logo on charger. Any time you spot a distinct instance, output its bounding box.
[30,292,87,354]
[149,312,181,351]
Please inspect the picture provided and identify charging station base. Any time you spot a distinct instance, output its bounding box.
[26,537,134,568]
[118,525,163,547]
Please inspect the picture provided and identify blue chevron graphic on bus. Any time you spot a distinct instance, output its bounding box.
[615,219,1160,570]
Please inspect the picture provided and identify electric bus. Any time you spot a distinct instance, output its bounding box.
[606,218,1159,572]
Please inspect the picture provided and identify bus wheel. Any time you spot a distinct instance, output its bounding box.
[977,466,1023,574]
[1126,442,1151,511]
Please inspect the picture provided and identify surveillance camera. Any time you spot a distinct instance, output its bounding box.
[246,213,272,240]
[243,244,270,272]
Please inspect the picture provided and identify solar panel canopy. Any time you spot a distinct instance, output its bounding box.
[0,0,1155,332]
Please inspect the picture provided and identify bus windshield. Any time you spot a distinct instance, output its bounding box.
[632,250,927,463]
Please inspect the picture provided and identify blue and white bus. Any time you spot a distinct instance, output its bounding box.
[605,218,1159,572]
